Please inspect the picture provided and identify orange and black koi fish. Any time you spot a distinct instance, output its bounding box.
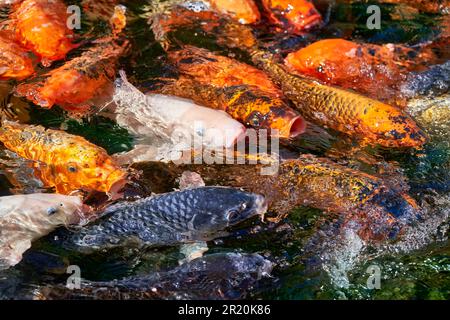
[0,120,127,195]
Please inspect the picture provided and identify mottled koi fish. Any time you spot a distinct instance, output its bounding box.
[0,120,127,195]
[251,51,427,148]
[160,47,305,138]
[169,46,282,96]
[157,76,306,139]
[10,0,77,66]
[15,40,128,112]
[132,155,421,234]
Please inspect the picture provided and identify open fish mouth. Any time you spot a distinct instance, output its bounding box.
[287,115,307,138]
[104,169,128,196]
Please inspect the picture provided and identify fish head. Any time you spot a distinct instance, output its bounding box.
[262,0,322,32]
[188,111,247,148]
[0,194,85,269]
[361,103,427,148]
[0,194,85,230]
[34,194,87,226]
[188,187,267,233]
[58,148,127,194]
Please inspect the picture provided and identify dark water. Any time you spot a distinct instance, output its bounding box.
[0,0,449,299]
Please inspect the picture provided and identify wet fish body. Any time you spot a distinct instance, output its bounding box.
[261,0,322,32]
[0,194,84,269]
[10,0,76,65]
[209,0,260,24]
[402,61,450,98]
[0,31,34,80]
[35,252,273,300]
[251,51,426,148]
[15,41,127,111]
[60,186,266,252]
[132,154,421,238]
[164,47,305,138]
[0,120,127,194]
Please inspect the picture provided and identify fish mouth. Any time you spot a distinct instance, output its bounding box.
[105,170,128,198]
[287,115,307,138]
[268,113,306,139]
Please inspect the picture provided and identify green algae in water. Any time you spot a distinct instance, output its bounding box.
[28,107,133,155]
[0,0,449,300]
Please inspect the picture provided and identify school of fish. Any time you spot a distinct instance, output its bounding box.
[0,0,448,300]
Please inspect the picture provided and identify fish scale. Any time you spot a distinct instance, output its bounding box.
[59,187,266,252]
[0,120,126,194]
[251,51,426,147]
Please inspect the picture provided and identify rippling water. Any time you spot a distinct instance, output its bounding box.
[0,0,449,299]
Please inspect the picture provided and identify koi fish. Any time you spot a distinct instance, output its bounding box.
[0,193,86,269]
[209,0,260,24]
[162,47,305,138]
[109,71,246,163]
[0,31,34,80]
[261,0,322,33]
[158,76,306,139]
[285,39,436,105]
[149,4,257,51]
[0,120,127,195]
[10,0,77,66]
[168,46,282,96]
[15,40,128,112]
[252,51,427,148]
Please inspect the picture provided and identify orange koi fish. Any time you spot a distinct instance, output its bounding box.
[261,0,322,33]
[15,40,128,112]
[0,120,127,195]
[252,51,427,148]
[284,39,417,104]
[209,0,260,24]
[169,46,282,96]
[157,76,305,139]
[0,31,34,80]
[162,47,305,138]
[10,0,77,66]
[150,5,257,51]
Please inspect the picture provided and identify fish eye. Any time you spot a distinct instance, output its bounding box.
[47,207,58,215]
[248,111,263,127]
[68,165,77,173]
[227,210,241,222]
